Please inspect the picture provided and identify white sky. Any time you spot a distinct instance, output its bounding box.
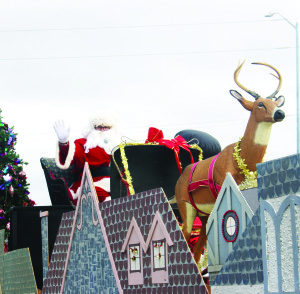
[0,0,299,205]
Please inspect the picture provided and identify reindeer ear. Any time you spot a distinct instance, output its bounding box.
[230,89,253,111]
[276,95,285,107]
[229,90,243,101]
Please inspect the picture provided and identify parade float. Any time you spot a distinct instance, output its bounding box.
[1,61,297,294]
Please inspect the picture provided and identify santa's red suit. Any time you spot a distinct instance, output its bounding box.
[56,139,111,204]
[54,111,120,204]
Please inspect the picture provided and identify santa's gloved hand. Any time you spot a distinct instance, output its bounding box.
[53,119,71,144]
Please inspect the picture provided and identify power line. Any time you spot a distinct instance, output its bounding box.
[0,46,293,61]
[0,19,279,33]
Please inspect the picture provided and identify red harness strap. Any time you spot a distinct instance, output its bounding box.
[188,153,221,215]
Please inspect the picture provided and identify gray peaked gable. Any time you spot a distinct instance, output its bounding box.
[42,163,121,293]
[211,206,263,286]
[99,188,209,293]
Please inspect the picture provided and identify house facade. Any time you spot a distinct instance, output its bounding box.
[210,154,300,294]
[41,162,209,293]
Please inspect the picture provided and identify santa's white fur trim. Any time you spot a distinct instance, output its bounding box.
[70,178,110,201]
[84,128,121,154]
[55,141,76,170]
[94,177,110,192]
[70,186,81,200]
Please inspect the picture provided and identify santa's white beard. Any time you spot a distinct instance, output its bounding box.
[84,128,121,154]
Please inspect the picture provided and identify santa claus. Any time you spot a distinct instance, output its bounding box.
[53,111,121,204]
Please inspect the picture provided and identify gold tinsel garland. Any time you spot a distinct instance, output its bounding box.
[113,141,203,196]
[233,137,258,190]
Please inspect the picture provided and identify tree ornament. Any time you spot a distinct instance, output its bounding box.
[9,185,14,197]
[18,170,26,180]
[3,174,12,182]
[14,158,21,165]
[0,210,4,221]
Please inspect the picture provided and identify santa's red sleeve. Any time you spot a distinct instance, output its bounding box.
[55,140,76,169]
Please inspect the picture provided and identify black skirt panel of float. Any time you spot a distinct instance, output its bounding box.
[9,205,75,290]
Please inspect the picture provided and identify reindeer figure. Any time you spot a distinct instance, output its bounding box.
[171,61,285,264]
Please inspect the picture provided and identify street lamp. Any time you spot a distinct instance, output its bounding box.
[265,12,299,153]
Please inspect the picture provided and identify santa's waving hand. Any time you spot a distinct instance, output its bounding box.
[53,119,71,144]
[53,111,121,205]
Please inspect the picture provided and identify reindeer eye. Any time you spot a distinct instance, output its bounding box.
[257,101,267,112]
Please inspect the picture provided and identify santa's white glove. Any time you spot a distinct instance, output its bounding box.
[53,120,71,144]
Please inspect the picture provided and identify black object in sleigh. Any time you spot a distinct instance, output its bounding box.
[110,129,221,220]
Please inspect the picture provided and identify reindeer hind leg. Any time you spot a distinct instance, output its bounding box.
[193,216,209,264]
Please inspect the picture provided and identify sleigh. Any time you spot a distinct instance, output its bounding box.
[111,144,200,219]
[110,128,221,221]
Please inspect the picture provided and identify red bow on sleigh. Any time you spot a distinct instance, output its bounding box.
[145,127,194,174]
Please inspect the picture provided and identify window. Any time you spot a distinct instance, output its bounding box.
[152,239,166,271]
[222,210,239,242]
[129,244,141,272]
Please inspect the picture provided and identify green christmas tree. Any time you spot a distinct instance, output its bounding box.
[0,109,35,251]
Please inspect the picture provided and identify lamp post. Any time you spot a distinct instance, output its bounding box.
[265,12,299,153]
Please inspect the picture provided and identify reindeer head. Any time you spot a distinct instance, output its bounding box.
[230,61,285,124]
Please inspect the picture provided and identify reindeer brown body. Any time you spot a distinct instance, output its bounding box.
[173,61,285,264]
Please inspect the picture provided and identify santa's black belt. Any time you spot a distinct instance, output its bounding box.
[89,166,110,178]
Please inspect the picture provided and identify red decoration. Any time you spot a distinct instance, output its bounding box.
[18,170,26,180]
[28,199,36,206]
[9,185,14,197]
[146,127,194,174]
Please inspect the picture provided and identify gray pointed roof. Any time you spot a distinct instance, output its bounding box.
[99,188,208,293]
[212,206,263,286]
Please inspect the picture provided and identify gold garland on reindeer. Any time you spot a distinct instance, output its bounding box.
[112,141,203,196]
[233,137,258,190]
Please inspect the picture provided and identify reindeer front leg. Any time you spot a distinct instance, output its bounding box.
[177,200,197,244]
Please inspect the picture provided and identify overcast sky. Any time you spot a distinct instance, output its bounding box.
[0,0,299,205]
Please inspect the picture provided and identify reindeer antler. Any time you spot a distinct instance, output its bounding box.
[234,60,260,100]
[251,62,282,99]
